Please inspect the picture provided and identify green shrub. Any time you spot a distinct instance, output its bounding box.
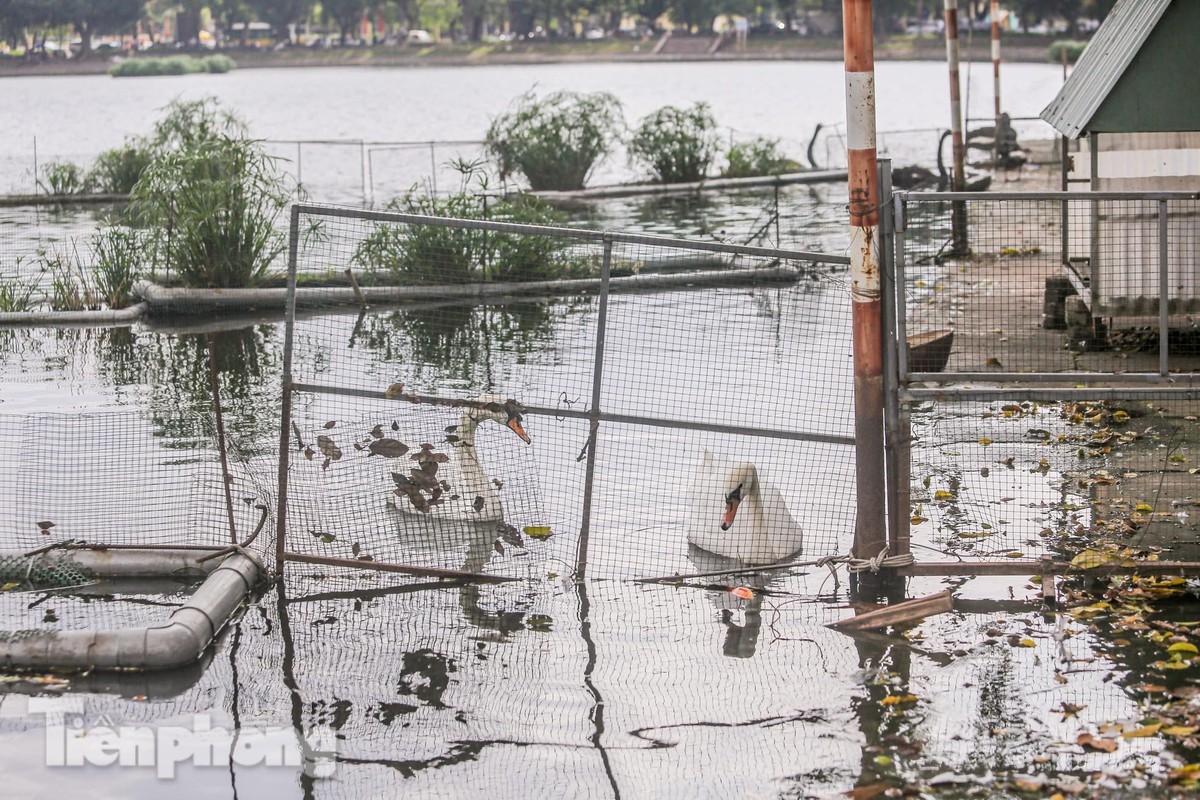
[89,139,155,194]
[202,54,236,73]
[1047,40,1087,65]
[485,89,623,191]
[354,165,578,283]
[109,55,236,77]
[38,161,90,195]
[131,135,290,288]
[629,103,719,184]
[722,137,802,178]
[91,227,142,308]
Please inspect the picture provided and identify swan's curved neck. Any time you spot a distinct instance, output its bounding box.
[454,410,489,497]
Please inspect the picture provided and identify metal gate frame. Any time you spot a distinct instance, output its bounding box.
[274,204,853,583]
[882,187,1200,585]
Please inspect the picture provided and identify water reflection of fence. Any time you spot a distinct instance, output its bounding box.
[277,204,854,585]
[890,190,1200,581]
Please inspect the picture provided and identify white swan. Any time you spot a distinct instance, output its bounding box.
[685,449,803,565]
[386,396,530,521]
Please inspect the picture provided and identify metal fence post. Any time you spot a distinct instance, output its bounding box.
[944,0,968,254]
[1159,199,1170,376]
[991,0,1002,168]
[275,205,302,573]
[843,0,890,597]
[576,237,614,581]
[879,160,910,567]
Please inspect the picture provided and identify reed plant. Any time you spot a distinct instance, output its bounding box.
[485,90,623,191]
[131,135,289,288]
[629,103,719,184]
[91,227,142,308]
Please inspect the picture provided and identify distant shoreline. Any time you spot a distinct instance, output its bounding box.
[0,34,1068,78]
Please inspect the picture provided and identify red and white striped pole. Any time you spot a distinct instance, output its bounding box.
[944,0,968,252]
[842,0,888,593]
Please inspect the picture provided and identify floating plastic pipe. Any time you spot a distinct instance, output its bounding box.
[132,264,817,314]
[0,551,258,672]
[0,302,147,328]
[528,169,849,201]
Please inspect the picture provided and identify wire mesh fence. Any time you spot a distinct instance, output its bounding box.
[897,191,1200,380]
[280,205,856,584]
[893,190,1200,572]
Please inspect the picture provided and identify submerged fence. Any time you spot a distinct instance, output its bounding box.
[276,204,856,585]
[891,190,1200,579]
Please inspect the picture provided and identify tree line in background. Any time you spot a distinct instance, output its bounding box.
[0,0,1115,59]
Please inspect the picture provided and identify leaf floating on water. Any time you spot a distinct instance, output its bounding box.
[322,457,331,471]
[384,382,405,399]
[323,420,337,429]
[371,425,385,439]
[304,446,315,461]
[445,425,458,434]
[493,541,505,556]
[352,542,361,557]
[496,523,523,548]
[411,445,449,464]
[36,521,55,531]
[316,435,343,461]
[523,525,553,540]
[492,478,504,489]
[310,530,336,543]
[730,586,754,600]
[1121,723,1161,739]
[472,496,485,513]
[353,442,365,451]
[368,439,410,458]
[391,421,399,431]
[444,434,460,444]
[0,582,19,591]
[985,357,1003,368]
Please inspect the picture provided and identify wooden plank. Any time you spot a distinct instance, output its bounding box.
[828,590,954,631]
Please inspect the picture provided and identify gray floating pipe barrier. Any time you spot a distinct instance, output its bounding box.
[0,549,259,672]
[133,263,811,314]
[0,302,147,328]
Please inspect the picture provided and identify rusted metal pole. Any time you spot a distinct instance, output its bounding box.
[944,0,968,253]
[991,0,1001,166]
[843,0,889,597]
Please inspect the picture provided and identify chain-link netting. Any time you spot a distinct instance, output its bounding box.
[905,393,1199,568]
[281,206,856,584]
[899,193,1200,377]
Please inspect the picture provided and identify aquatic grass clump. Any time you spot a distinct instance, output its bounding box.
[0,269,39,312]
[88,140,155,194]
[485,89,624,191]
[110,55,238,77]
[629,103,719,184]
[354,164,577,284]
[38,161,90,195]
[131,135,291,288]
[722,137,802,179]
[91,227,142,309]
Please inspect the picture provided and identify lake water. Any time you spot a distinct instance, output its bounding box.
[0,60,1066,198]
[0,61,1160,799]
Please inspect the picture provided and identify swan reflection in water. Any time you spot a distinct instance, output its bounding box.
[685,544,783,659]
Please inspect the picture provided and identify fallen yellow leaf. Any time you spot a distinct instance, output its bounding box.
[1121,723,1161,739]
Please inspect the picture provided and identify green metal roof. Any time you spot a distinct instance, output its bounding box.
[1041,0,1200,138]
